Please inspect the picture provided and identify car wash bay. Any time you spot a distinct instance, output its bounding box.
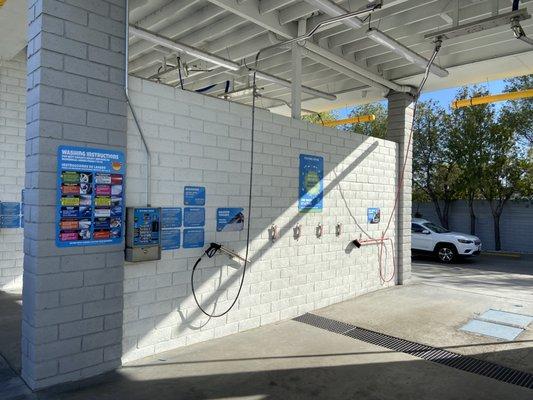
[1,0,533,398]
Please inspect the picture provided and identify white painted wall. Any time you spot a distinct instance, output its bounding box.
[0,51,26,291]
[123,77,399,363]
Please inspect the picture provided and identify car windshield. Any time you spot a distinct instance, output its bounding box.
[423,222,449,234]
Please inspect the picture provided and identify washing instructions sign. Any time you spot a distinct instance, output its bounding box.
[184,186,205,206]
[298,154,324,212]
[161,207,182,250]
[56,146,125,247]
[367,208,381,224]
[183,228,204,248]
[0,202,21,228]
[184,207,205,227]
[217,208,244,232]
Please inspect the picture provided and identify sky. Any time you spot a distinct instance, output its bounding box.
[334,78,508,118]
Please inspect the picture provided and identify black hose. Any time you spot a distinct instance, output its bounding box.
[513,0,520,11]
[190,72,257,318]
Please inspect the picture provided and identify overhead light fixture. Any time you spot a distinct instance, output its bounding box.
[219,87,260,99]
[425,8,530,40]
[367,28,449,78]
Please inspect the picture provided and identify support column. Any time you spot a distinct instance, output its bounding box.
[386,91,415,285]
[291,19,306,119]
[23,0,126,390]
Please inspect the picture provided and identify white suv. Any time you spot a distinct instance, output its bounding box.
[411,218,482,263]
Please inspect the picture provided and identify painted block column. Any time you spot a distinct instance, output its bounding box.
[386,91,415,285]
[23,0,126,390]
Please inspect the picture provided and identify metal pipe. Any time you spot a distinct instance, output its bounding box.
[451,88,533,109]
[129,25,337,101]
[322,114,376,127]
[125,1,152,206]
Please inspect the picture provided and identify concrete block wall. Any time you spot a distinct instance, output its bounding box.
[23,0,126,390]
[0,51,26,291]
[123,77,399,363]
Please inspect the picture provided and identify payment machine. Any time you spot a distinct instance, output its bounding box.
[125,207,162,262]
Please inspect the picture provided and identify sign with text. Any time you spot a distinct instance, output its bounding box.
[298,154,324,212]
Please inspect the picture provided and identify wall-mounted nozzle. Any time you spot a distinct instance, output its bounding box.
[271,224,280,242]
[335,223,342,237]
[293,223,302,240]
[352,239,362,248]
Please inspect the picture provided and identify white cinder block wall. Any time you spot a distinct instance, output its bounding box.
[123,77,399,362]
[0,52,26,291]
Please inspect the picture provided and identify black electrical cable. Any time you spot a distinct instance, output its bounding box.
[190,71,257,318]
[177,57,184,90]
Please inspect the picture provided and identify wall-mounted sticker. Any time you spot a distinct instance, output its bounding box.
[183,228,205,248]
[298,154,324,213]
[56,146,125,247]
[184,207,205,227]
[217,208,244,232]
[161,207,182,250]
[184,186,206,206]
[0,202,21,228]
[367,208,381,224]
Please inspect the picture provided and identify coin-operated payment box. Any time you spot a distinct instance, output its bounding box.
[125,207,162,262]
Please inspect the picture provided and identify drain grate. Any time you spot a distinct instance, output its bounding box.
[293,313,533,390]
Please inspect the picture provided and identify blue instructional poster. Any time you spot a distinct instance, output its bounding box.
[217,208,244,232]
[183,228,204,248]
[367,207,381,224]
[0,202,21,228]
[56,146,125,247]
[184,186,206,206]
[298,154,324,212]
[161,207,182,250]
[184,207,205,227]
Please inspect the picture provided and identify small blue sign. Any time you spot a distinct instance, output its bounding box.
[161,207,182,229]
[0,202,22,228]
[183,228,204,248]
[184,186,205,206]
[184,207,205,227]
[298,154,324,212]
[161,228,181,250]
[367,207,381,224]
[217,208,244,232]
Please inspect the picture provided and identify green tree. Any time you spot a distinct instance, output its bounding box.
[449,86,494,235]
[302,111,335,125]
[502,74,533,145]
[479,120,528,250]
[344,102,387,138]
[412,101,459,229]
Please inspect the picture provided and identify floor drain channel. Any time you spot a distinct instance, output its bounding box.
[293,313,533,390]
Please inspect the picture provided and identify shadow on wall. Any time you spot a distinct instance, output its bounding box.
[41,347,533,400]
[173,140,382,337]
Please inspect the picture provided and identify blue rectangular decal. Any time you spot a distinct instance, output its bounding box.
[216,208,244,232]
[161,207,182,229]
[56,146,125,247]
[183,228,204,248]
[184,186,205,206]
[298,154,324,212]
[184,207,205,227]
[161,207,181,251]
[161,228,181,250]
[367,208,381,224]
[0,202,22,228]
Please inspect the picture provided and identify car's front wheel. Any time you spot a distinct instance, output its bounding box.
[436,244,457,263]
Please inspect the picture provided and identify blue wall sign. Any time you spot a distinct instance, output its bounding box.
[367,207,381,224]
[0,202,21,228]
[217,208,244,232]
[161,207,182,250]
[298,154,324,212]
[184,207,205,227]
[161,229,181,250]
[56,146,125,247]
[184,186,205,206]
[183,228,204,248]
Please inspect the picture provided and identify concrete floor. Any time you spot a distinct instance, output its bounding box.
[1,254,532,399]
